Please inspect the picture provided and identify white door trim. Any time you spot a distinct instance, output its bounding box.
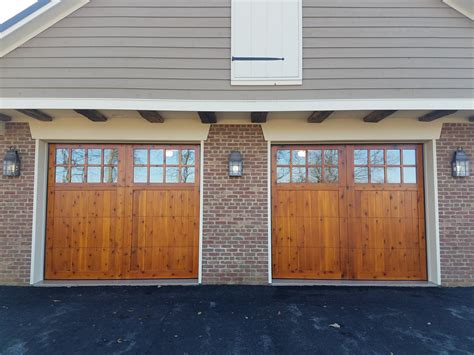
[268,141,441,285]
[198,140,205,284]
[30,139,205,285]
[267,140,273,284]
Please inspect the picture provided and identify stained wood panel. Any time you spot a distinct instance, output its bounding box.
[45,144,200,280]
[272,144,427,281]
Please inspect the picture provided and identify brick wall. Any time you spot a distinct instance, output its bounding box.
[437,123,474,286]
[202,125,268,284]
[0,123,35,285]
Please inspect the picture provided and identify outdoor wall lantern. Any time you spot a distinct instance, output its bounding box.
[452,147,470,178]
[228,151,243,177]
[3,146,21,177]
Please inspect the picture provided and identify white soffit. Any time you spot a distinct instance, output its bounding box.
[0,0,89,57]
[442,0,474,20]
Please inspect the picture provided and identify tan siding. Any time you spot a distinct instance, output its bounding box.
[0,0,473,101]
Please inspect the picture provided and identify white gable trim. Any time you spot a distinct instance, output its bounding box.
[0,98,472,112]
[442,0,474,20]
[0,0,89,57]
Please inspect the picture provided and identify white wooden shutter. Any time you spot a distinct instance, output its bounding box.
[231,0,302,85]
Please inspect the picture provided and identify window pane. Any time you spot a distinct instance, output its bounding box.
[292,167,306,182]
[276,167,290,183]
[55,166,69,183]
[403,167,417,183]
[276,150,290,166]
[403,149,416,165]
[134,149,148,165]
[181,167,195,183]
[150,149,164,165]
[387,167,401,183]
[370,150,384,165]
[71,167,85,183]
[370,167,385,183]
[88,149,102,165]
[181,149,195,166]
[166,167,179,183]
[134,167,147,183]
[166,150,179,165]
[308,150,322,165]
[292,150,306,166]
[150,167,164,183]
[308,167,322,183]
[104,149,119,165]
[387,149,401,165]
[324,167,339,183]
[354,167,368,183]
[55,149,69,165]
[354,149,368,165]
[87,167,101,183]
[324,150,338,165]
[71,149,85,166]
[103,167,118,183]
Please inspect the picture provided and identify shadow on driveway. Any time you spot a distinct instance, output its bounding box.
[1,286,473,354]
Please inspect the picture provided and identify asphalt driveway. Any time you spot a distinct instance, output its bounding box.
[0,286,473,354]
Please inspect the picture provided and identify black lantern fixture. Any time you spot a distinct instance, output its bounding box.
[3,146,21,177]
[452,147,470,178]
[228,151,243,177]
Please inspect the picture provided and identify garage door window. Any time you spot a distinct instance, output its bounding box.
[54,146,119,184]
[276,148,339,184]
[133,147,196,184]
[354,147,417,184]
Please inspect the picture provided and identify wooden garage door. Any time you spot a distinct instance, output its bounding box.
[272,145,427,281]
[45,144,200,280]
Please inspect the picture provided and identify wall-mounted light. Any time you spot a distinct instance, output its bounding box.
[3,146,21,177]
[228,151,243,177]
[452,147,470,177]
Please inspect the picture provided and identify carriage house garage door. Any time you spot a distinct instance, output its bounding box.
[45,144,200,280]
[272,145,427,281]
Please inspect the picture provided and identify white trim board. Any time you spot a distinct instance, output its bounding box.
[0,0,90,57]
[1,98,472,112]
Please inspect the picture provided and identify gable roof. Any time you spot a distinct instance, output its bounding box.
[442,0,474,20]
[0,0,89,57]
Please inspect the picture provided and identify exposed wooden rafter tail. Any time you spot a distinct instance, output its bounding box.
[138,110,165,123]
[198,112,217,124]
[17,109,53,122]
[418,110,457,122]
[250,112,268,123]
[307,111,334,123]
[74,109,108,122]
[363,110,397,123]
[0,113,12,122]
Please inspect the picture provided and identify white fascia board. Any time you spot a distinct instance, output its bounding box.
[0,98,473,112]
[0,0,89,57]
[442,0,474,20]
